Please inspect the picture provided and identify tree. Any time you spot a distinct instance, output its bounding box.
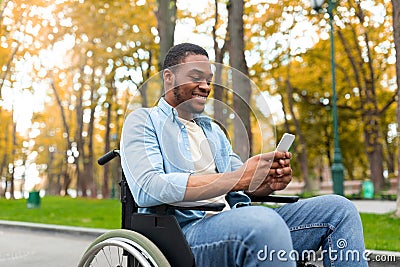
[335,1,387,191]
[212,0,229,126]
[156,0,176,73]
[245,1,320,187]
[45,0,160,197]
[248,1,395,192]
[2,0,398,199]
[0,0,56,197]
[283,76,311,191]
[392,0,400,217]
[228,0,252,160]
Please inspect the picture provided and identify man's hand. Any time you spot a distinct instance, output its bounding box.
[242,151,292,196]
[232,152,275,192]
[268,151,292,191]
[184,151,292,201]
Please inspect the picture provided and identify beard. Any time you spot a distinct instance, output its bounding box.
[173,83,204,115]
[173,83,183,103]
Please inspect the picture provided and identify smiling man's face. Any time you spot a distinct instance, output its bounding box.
[164,54,213,120]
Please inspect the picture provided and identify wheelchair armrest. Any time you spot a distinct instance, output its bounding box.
[148,201,226,214]
[144,196,298,215]
[170,201,226,211]
[249,195,299,203]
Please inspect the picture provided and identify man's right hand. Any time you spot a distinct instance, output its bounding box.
[233,151,292,194]
[183,151,292,202]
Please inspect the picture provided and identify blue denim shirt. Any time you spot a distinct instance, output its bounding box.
[120,98,250,227]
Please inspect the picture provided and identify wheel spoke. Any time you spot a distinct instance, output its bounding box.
[100,247,113,266]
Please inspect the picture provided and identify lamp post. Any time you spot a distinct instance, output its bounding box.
[310,0,344,195]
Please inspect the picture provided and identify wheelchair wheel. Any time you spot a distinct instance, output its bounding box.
[78,229,171,267]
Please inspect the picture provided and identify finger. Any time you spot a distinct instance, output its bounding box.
[270,161,284,169]
[273,154,291,163]
[276,166,291,175]
[269,175,291,189]
[268,169,284,178]
[277,158,291,166]
[273,151,287,159]
[269,159,290,169]
[268,168,280,177]
[280,167,292,177]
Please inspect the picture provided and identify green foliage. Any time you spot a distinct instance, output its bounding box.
[246,0,397,185]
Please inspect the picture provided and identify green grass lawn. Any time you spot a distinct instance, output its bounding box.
[0,196,120,229]
[0,196,399,251]
[360,213,400,251]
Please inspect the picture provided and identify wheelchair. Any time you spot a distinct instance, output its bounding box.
[78,149,302,267]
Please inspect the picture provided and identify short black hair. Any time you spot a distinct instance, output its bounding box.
[162,43,209,70]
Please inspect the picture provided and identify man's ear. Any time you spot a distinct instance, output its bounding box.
[163,69,174,85]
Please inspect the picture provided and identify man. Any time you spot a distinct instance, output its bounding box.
[121,43,367,266]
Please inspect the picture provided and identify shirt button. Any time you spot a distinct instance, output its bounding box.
[181,125,185,129]
[189,170,194,174]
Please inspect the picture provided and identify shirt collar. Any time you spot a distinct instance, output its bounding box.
[158,97,212,129]
[193,113,212,130]
[158,97,177,118]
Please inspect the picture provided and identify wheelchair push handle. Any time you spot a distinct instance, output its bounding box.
[98,149,120,165]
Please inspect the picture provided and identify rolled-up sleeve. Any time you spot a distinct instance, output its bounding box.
[120,109,189,207]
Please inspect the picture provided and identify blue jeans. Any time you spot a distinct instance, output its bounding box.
[182,195,368,267]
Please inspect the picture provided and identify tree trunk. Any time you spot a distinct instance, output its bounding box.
[212,0,229,126]
[75,71,86,196]
[10,116,16,200]
[0,43,19,100]
[140,51,152,108]
[0,0,11,25]
[391,0,400,217]
[49,77,73,195]
[384,135,396,175]
[46,147,56,195]
[337,27,385,191]
[285,79,311,192]
[362,31,385,191]
[84,71,97,198]
[0,109,10,198]
[364,122,385,191]
[156,0,176,72]
[228,0,252,160]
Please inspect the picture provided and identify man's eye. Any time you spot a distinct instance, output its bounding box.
[191,76,202,82]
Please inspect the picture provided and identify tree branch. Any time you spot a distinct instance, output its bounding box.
[379,89,398,115]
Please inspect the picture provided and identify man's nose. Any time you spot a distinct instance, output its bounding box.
[198,80,211,92]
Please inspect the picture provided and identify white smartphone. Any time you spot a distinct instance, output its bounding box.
[276,133,295,152]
